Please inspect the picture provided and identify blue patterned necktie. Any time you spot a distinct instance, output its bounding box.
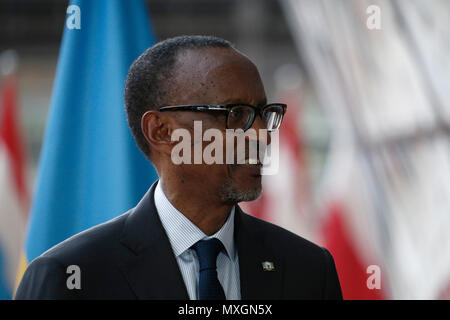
[192,238,226,300]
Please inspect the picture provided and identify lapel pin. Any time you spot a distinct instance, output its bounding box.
[262,261,275,271]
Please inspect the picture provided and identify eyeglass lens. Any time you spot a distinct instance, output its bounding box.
[227,105,284,131]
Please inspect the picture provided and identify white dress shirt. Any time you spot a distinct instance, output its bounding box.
[154,181,241,300]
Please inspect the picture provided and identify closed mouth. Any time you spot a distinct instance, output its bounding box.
[243,157,262,166]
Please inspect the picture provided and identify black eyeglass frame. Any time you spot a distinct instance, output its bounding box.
[158,103,287,131]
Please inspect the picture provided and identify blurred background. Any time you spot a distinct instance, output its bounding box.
[0,0,449,299]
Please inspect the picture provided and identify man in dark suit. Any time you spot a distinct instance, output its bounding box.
[15,35,342,300]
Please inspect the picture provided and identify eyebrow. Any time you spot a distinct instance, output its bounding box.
[221,98,268,107]
[258,98,268,107]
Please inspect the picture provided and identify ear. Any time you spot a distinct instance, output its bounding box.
[141,111,173,156]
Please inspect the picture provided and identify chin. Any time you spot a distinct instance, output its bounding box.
[220,176,262,203]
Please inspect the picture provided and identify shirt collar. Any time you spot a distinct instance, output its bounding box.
[154,181,236,259]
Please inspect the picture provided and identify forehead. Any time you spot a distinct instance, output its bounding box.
[170,47,266,105]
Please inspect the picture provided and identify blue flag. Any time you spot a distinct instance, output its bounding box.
[0,250,10,299]
[25,0,158,262]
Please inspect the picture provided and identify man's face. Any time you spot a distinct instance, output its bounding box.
[166,47,268,204]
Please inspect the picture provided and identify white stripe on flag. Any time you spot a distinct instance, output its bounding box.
[0,141,27,292]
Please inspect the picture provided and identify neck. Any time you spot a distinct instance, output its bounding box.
[159,176,233,236]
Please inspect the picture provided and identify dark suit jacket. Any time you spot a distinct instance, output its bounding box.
[15,181,342,300]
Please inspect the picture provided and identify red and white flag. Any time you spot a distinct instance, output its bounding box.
[0,51,29,298]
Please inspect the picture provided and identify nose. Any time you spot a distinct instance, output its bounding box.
[251,114,272,146]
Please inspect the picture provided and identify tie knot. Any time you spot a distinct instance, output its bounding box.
[192,238,223,271]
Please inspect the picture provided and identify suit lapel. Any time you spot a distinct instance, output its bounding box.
[235,206,284,299]
[118,181,189,299]
[118,181,283,300]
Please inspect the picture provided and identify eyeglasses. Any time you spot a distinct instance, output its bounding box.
[158,103,287,132]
